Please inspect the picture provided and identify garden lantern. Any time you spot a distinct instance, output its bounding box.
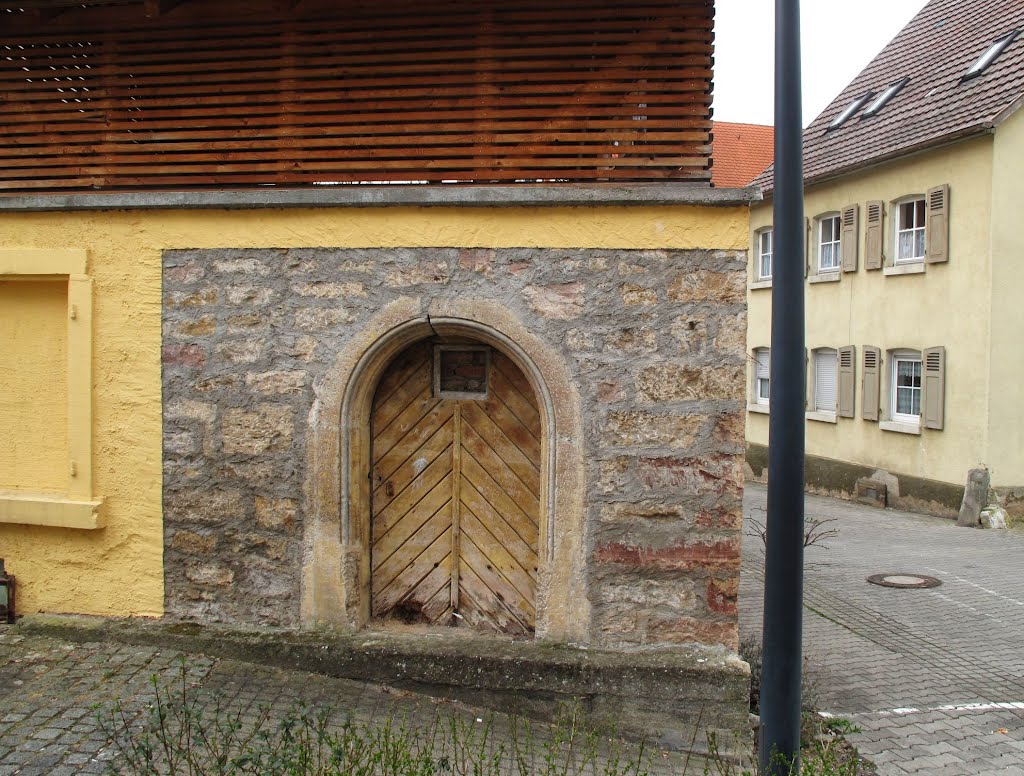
[0,559,14,624]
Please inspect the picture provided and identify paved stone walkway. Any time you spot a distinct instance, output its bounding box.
[0,630,702,775]
[741,483,1024,775]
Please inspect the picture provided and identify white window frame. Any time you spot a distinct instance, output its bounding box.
[816,214,842,273]
[894,197,926,264]
[754,347,770,407]
[889,349,922,424]
[757,228,773,281]
[811,348,838,416]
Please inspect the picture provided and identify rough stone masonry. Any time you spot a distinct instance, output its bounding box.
[162,247,747,649]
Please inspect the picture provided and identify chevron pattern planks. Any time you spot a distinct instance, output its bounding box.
[370,341,540,634]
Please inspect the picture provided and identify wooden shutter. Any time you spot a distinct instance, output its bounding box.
[926,185,950,264]
[838,345,855,418]
[865,201,884,269]
[862,346,880,421]
[841,204,859,272]
[922,346,946,429]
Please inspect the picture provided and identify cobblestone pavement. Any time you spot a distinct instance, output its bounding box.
[741,483,1024,775]
[0,630,702,775]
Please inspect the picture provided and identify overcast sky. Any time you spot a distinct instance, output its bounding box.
[713,1,928,126]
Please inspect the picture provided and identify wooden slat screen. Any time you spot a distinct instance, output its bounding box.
[0,0,713,193]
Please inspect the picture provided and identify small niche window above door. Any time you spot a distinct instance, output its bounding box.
[434,345,490,400]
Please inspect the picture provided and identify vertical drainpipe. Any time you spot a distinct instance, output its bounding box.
[760,0,805,773]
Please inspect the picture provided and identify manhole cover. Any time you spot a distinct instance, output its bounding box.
[866,573,941,589]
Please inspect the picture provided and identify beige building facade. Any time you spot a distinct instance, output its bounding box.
[747,71,1024,517]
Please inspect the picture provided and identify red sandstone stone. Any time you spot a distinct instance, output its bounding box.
[162,343,206,368]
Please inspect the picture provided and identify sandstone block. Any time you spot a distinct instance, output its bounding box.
[162,344,206,369]
[166,288,218,308]
[694,507,743,530]
[620,284,658,305]
[597,457,630,495]
[164,431,198,455]
[670,316,708,354]
[712,412,745,453]
[566,328,597,352]
[165,398,216,424]
[216,339,265,364]
[385,262,449,287]
[597,576,697,612]
[165,263,205,284]
[185,563,234,586]
[523,282,584,320]
[245,370,307,395]
[645,616,739,650]
[213,258,271,276]
[217,461,275,485]
[291,281,366,298]
[636,363,744,402]
[459,248,495,273]
[636,455,743,497]
[602,411,702,449]
[667,270,745,304]
[599,501,686,523]
[713,311,746,356]
[596,380,625,403]
[294,307,352,331]
[195,374,242,393]
[172,530,217,555]
[226,313,269,333]
[172,316,216,337]
[255,496,298,530]
[222,405,294,455]
[166,488,246,523]
[275,335,318,362]
[604,327,657,354]
[226,285,274,306]
[707,575,739,615]
[594,536,740,572]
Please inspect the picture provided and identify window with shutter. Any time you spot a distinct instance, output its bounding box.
[814,349,838,412]
[841,205,859,272]
[895,198,926,263]
[926,185,950,264]
[817,215,842,272]
[838,345,855,418]
[865,201,884,269]
[862,346,881,421]
[922,346,946,429]
[890,349,922,423]
[754,348,770,405]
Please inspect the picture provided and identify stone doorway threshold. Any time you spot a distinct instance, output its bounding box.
[16,615,749,758]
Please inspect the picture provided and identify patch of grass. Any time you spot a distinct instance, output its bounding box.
[97,658,653,776]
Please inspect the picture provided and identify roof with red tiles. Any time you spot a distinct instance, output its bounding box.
[754,0,1024,192]
[710,122,775,187]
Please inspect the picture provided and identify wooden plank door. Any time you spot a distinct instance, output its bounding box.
[370,341,540,634]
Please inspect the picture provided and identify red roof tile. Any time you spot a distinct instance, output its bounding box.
[755,0,1024,191]
[710,122,775,187]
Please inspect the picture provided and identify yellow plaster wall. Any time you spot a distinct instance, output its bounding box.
[0,280,69,492]
[747,137,994,486]
[0,203,747,617]
[987,108,1024,488]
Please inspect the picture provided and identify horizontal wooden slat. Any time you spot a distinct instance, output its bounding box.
[1,0,713,193]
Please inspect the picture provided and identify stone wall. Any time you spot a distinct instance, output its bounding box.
[162,247,746,647]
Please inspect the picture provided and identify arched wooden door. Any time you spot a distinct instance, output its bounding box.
[370,340,541,634]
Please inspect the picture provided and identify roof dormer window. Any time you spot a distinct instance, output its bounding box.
[827,92,874,131]
[861,78,910,118]
[963,30,1019,80]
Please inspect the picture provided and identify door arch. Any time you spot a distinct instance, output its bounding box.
[369,337,541,634]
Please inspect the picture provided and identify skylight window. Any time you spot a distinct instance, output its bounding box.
[963,30,1019,80]
[861,78,909,118]
[827,92,874,131]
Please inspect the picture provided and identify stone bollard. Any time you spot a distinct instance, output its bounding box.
[958,468,991,528]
